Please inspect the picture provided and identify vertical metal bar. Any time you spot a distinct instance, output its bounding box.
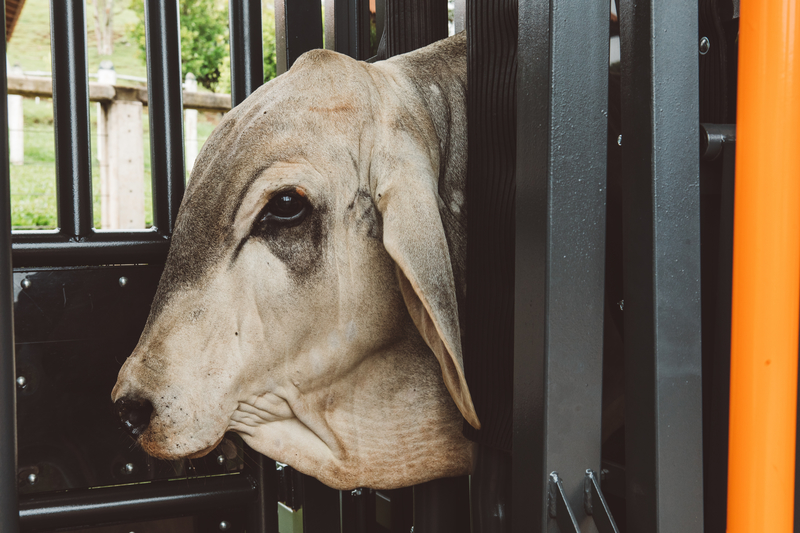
[728,0,800,530]
[50,0,93,238]
[247,455,279,533]
[0,2,19,530]
[514,0,608,531]
[145,0,185,235]
[619,0,704,530]
[413,477,470,533]
[274,0,323,74]
[229,0,264,107]
[325,0,370,59]
[382,0,447,58]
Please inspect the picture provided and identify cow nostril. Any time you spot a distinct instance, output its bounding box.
[115,397,154,437]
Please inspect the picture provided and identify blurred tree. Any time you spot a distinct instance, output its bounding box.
[129,0,229,91]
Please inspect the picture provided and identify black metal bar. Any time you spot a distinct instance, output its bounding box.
[0,2,19,531]
[274,0,324,74]
[412,476,469,533]
[12,231,170,267]
[380,0,447,58]
[144,0,185,235]
[50,0,94,239]
[324,0,370,59]
[246,455,279,533]
[229,0,264,107]
[19,474,257,532]
[514,0,608,530]
[619,0,704,530]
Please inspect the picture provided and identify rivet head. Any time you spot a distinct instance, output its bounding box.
[27,473,37,485]
[20,279,31,289]
[118,276,128,287]
[617,134,622,146]
[351,488,362,496]
[699,36,710,55]
[617,300,625,311]
[219,521,230,531]
[217,455,225,466]
[124,463,134,474]
[16,376,27,389]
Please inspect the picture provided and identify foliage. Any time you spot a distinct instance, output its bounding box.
[129,0,229,91]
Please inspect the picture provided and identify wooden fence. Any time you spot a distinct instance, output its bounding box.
[6,74,231,229]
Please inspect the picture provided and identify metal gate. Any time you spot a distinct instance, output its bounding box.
[0,0,757,531]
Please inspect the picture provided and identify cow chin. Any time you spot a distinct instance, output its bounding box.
[137,416,227,461]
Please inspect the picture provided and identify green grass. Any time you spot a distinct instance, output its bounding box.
[7,0,223,229]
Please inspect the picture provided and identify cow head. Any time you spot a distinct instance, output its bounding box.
[112,34,478,490]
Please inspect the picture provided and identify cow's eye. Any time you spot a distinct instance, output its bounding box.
[256,190,310,228]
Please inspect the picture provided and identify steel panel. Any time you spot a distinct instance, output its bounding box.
[515,0,609,532]
[619,0,704,530]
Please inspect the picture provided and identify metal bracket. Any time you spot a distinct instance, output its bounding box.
[583,470,621,533]
[548,472,582,533]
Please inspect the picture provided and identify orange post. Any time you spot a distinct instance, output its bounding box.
[728,0,800,531]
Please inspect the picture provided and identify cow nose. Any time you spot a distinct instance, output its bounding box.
[115,397,154,437]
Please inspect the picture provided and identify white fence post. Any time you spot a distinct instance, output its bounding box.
[184,72,198,175]
[8,63,24,165]
[98,61,146,229]
[97,61,116,228]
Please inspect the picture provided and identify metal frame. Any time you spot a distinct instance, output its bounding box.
[619,0,704,530]
[514,0,609,532]
[1,0,717,531]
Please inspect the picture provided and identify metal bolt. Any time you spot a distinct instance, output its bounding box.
[27,473,37,485]
[217,454,225,466]
[219,521,230,531]
[123,463,134,474]
[699,36,710,55]
[118,276,128,287]
[16,376,27,389]
[617,134,622,147]
[351,488,362,496]
[617,300,624,311]
[20,278,31,289]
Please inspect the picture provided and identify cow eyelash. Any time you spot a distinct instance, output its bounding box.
[254,190,311,229]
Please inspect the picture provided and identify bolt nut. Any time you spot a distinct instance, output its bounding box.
[20,278,31,289]
[118,276,128,287]
[617,134,622,147]
[219,521,230,531]
[217,455,226,466]
[351,488,362,496]
[699,36,710,55]
[27,473,37,485]
[123,463,134,474]
[16,376,27,389]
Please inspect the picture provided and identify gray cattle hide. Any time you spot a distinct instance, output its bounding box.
[113,32,480,490]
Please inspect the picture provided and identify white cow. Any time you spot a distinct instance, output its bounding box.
[112,32,480,490]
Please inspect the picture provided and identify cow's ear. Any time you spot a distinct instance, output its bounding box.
[375,164,481,430]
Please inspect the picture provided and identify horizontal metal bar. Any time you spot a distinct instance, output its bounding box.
[11,230,170,267]
[19,473,258,532]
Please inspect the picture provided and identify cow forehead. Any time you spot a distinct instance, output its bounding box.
[149,52,382,319]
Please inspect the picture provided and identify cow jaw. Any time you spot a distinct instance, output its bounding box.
[227,333,474,490]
